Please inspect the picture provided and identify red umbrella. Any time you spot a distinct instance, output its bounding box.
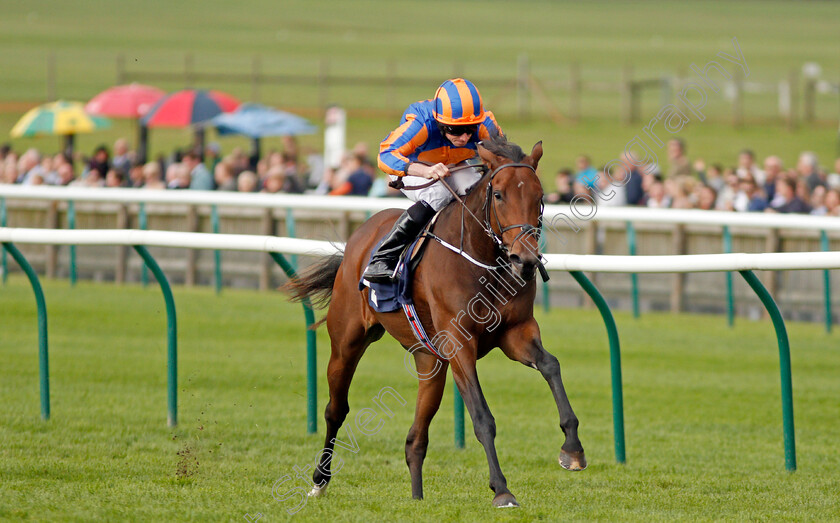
[140,89,241,128]
[85,83,166,118]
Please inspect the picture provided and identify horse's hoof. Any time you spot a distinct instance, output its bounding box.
[559,450,587,471]
[308,483,328,497]
[492,492,519,508]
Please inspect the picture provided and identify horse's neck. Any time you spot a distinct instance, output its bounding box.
[439,175,496,260]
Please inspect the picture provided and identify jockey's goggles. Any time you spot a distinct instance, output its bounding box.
[439,123,478,136]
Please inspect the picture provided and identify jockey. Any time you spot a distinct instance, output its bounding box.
[363,78,503,283]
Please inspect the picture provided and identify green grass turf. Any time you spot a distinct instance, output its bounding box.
[1,275,839,521]
[1,0,839,180]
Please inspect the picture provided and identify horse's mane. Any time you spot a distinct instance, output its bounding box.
[479,133,525,162]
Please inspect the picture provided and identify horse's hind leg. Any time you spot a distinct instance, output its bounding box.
[499,320,586,471]
[310,319,384,497]
[405,352,448,500]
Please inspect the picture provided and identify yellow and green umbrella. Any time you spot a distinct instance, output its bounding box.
[11,100,111,156]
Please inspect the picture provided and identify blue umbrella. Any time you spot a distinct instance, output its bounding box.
[211,103,316,138]
[211,103,317,166]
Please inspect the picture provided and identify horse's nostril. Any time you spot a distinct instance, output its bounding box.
[509,254,522,266]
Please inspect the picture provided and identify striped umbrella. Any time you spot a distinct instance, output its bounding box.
[11,100,111,138]
[140,89,240,160]
[10,100,111,157]
[140,89,240,128]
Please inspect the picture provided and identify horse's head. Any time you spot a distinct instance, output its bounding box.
[477,137,544,281]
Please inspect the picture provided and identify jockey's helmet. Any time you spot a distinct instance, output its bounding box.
[433,78,485,126]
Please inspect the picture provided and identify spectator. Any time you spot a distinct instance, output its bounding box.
[574,155,598,190]
[645,180,671,208]
[768,177,810,213]
[52,162,76,186]
[716,169,739,211]
[127,162,145,187]
[262,167,285,193]
[237,170,258,192]
[329,153,373,196]
[544,168,574,204]
[17,148,42,184]
[817,189,840,216]
[141,162,166,190]
[827,157,840,190]
[797,152,824,192]
[206,142,222,174]
[280,152,304,193]
[734,175,767,212]
[593,166,626,206]
[668,176,695,209]
[620,152,645,205]
[214,160,237,191]
[703,163,725,193]
[737,149,764,184]
[84,145,110,179]
[182,151,214,190]
[112,138,132,175]
[70,167,104,187]
[104,168,125,188]
[666,138,691,177]
[166,163,190,189]
[762,155,783,202]
[696,185,717,211]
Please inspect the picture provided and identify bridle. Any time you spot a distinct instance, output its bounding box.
[483,162,544,258]
[397,161,549,281]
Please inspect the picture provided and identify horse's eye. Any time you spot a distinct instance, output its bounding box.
[493,191,502,201]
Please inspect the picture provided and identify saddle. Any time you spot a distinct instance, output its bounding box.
[359,210,441,313]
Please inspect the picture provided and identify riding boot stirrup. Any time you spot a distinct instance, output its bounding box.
[363,201,435,284]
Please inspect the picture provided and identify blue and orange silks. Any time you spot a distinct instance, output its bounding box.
[378,99,502,177]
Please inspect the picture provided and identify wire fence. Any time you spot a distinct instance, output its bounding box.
[5,51,838,128]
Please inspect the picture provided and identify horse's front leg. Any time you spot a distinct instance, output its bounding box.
[449,351,519,508]
[500,320,587,471]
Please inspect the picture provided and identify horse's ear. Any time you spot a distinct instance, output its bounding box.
[527,141,543,168]
[477,142,502,169]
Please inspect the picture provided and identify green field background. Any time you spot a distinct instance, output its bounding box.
[2,277,839,521]
[1,0,838,175]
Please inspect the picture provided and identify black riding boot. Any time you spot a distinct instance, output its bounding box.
[363,201,436,283]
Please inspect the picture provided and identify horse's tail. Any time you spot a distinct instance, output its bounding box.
[284,251,344,314]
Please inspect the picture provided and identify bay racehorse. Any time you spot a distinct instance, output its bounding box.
[286,134,586,508]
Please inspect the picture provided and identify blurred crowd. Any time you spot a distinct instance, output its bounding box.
[0,136,400,198]
[2,136,839,216]
[545,139,840,216]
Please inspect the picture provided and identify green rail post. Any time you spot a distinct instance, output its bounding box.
[270,252,318,434]
[739,270,796,471]
[723,226,734,327]
[133,245,178,427]
[454,381,465,449]
[569,270,625,464]
[138,203,149,287]
[821,231,832,333]
[1,197,7,284]
[626,222,639,318]
[285,209,298,270]
[2,242,50,420]
[68,201,77,286]
[211,205,222,295]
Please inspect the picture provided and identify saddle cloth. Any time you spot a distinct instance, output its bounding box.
[359,215,447,360]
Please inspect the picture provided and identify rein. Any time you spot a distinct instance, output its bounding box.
[394,160,550,281]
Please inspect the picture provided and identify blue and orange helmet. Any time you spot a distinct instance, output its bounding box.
[433,78,485,126]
